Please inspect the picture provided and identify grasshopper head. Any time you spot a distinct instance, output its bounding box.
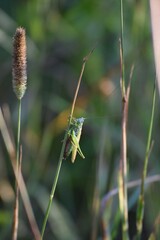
[76,117,85,124]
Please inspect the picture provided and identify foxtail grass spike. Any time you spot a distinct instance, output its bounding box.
[12,27,27,99]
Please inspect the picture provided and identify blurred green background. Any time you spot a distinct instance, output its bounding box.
[0,0,160,239]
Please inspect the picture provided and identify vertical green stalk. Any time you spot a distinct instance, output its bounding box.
[119,1,129,239]
[17,99,21,166]
[136,83,156,239]
[12,99,21,240]
[120,0,125,96]
[40,130,68,239]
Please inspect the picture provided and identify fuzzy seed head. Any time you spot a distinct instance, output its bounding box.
[12,27,27,99]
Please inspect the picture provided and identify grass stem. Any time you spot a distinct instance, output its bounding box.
[12,99,21,240]
[118,2,133,239]
[40,130,68,239]
[120,0,125,96]
[17,99,21,166]
[136,82,156,239]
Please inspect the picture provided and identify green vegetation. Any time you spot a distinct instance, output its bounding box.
[0,1,159,239]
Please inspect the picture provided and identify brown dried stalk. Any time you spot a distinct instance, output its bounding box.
[0,108,41,240]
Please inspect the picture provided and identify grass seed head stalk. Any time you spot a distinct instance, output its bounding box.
[12,27,27,240]
[12,27,27,100]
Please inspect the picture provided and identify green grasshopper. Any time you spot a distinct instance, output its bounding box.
[64,117,85,163]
